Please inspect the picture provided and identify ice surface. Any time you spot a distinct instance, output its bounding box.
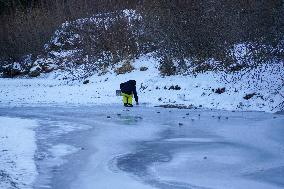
[1,106,283,189]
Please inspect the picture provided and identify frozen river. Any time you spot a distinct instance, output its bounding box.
[1,105,284,189]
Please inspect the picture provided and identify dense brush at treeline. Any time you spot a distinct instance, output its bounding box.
[0,0,283,73]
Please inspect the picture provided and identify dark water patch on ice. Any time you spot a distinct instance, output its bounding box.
[275,111,284,115]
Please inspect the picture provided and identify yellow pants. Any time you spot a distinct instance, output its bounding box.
[122,93,133,105]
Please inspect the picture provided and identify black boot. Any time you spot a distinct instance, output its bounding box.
[127,104,133,107]
[124,103,128,107]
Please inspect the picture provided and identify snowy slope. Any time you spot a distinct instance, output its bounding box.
[0,54,283,112]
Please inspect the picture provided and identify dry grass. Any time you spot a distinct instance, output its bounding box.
[115,61,135,75]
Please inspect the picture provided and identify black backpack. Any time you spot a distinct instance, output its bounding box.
[120,82,125,90]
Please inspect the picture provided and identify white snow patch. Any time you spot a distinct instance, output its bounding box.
[33,58,55,65]
[30,65,41,72]
[49,144,79,157]
[50,50,79,58]
[163,137,218,143]
[0,117,38,189]
[12,62,22,70]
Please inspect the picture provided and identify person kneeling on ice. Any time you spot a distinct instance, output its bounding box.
[120,80,139,107]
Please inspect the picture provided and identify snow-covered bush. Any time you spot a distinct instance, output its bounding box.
[42,9,149,78]
[158,56,176,76]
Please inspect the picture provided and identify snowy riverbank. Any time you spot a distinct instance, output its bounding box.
[0,117,38,189]
[0,55,283,112]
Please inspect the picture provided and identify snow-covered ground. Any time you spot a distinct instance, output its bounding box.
[0,55,283,112]
[0,8,283,189]
[0,117,38,189]
[0,106,283,189]
[0,50,283,189]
